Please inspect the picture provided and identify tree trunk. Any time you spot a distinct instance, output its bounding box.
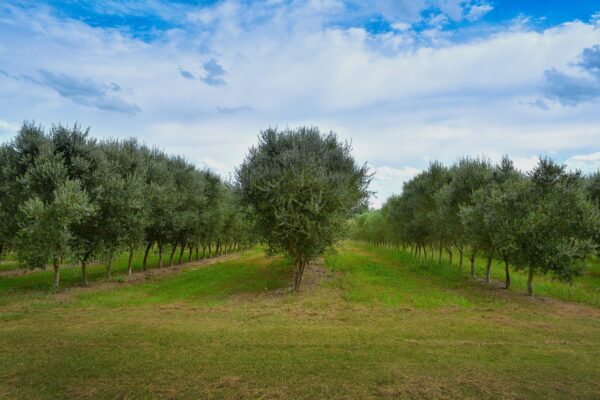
[504,257,511,289]
[202,245,207,259]
[485,255,492,282]
[53,259,60,289]
[188,245,193,262]
[195,246,199,260]
[470,253,476,278]
[178,245,185,264]
[81,261,88,287]
[438,240,443,263]
[106,258,112,281]
[527,266,534,296]
[142,242,152,271]
[446,248,453,266]
[127,248,134,276]
[208,244,212,258]
[158,244,164,268]
[293,258,308,292]
[423,245,427,260]
[458,248,464,271]
[168,245,177,266]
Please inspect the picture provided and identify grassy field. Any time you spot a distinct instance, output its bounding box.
[0,243,599,399]
[364,243,600,307]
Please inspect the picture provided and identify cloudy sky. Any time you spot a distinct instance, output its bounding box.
[1,0,599,207]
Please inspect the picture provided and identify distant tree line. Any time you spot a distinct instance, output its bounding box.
[351,156,600,295]
[0,122,256,288]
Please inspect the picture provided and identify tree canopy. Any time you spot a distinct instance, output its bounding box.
[236,127,371,291]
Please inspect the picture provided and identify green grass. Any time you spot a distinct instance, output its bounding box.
[0,245,220,293]
[0,254,19,272]
[0,243,599,399]
[361,242,600,307]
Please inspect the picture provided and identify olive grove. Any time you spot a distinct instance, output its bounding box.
[0,122,256,288]
[351,156,600,296]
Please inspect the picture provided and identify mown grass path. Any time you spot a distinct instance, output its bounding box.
[0,244,599,399]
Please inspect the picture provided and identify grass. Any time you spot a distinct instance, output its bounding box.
[367,242,600,307]
[0,243,599,399]
[0,245,219,294]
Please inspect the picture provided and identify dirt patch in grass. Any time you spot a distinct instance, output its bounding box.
[0,268,32,278]
[298,258,338,291]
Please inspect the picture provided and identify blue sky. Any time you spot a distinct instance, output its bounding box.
[1,0,599,207]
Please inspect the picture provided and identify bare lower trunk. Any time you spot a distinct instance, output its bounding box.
[81,261,88,286]
[195,246,199,260]
[458,248,464,271]
[438,240,443,263]
[158,244,164,268]
[53,259,60,289]
[527,267,534,296]
[470,253,476,277]
[485,255,492,282]
[446,248,453,266]
[504,257,511,289]
[168,245,177,266]
[202,245,207,259]
[208,244,212,258]
[106,258,112,281]
[293,258,308,292]
[178,245,185,264]
[188,245,193,262]
[142,242,152,271]
[127,248,134,276]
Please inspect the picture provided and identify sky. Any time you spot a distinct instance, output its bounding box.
[0,0,599,207]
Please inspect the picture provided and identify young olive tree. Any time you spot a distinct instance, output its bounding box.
[237,127,371,291]
[435,157,493,271]
[513,158,599,295]
[18,165,94,289]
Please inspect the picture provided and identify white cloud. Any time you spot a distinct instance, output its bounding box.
[0,119,19,141]
[368,165,421,208]
[466,3,493,21]
[565,152,600,173]
[1,2,600,206]
[198,157,233,177]
[511,156,540,173]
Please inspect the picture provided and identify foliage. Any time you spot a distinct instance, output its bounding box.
[237,126,371,290]
[0,122,256,288]
[351,155,600,296]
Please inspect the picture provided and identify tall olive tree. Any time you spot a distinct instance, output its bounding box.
[237,127,371,291]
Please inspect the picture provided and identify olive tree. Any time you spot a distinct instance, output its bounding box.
[17,145,94,288]
[237,127,370,291]
[513,158,599,295]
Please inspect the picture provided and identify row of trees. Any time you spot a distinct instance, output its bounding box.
[0,122,256,288]
[351,156,600,295]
